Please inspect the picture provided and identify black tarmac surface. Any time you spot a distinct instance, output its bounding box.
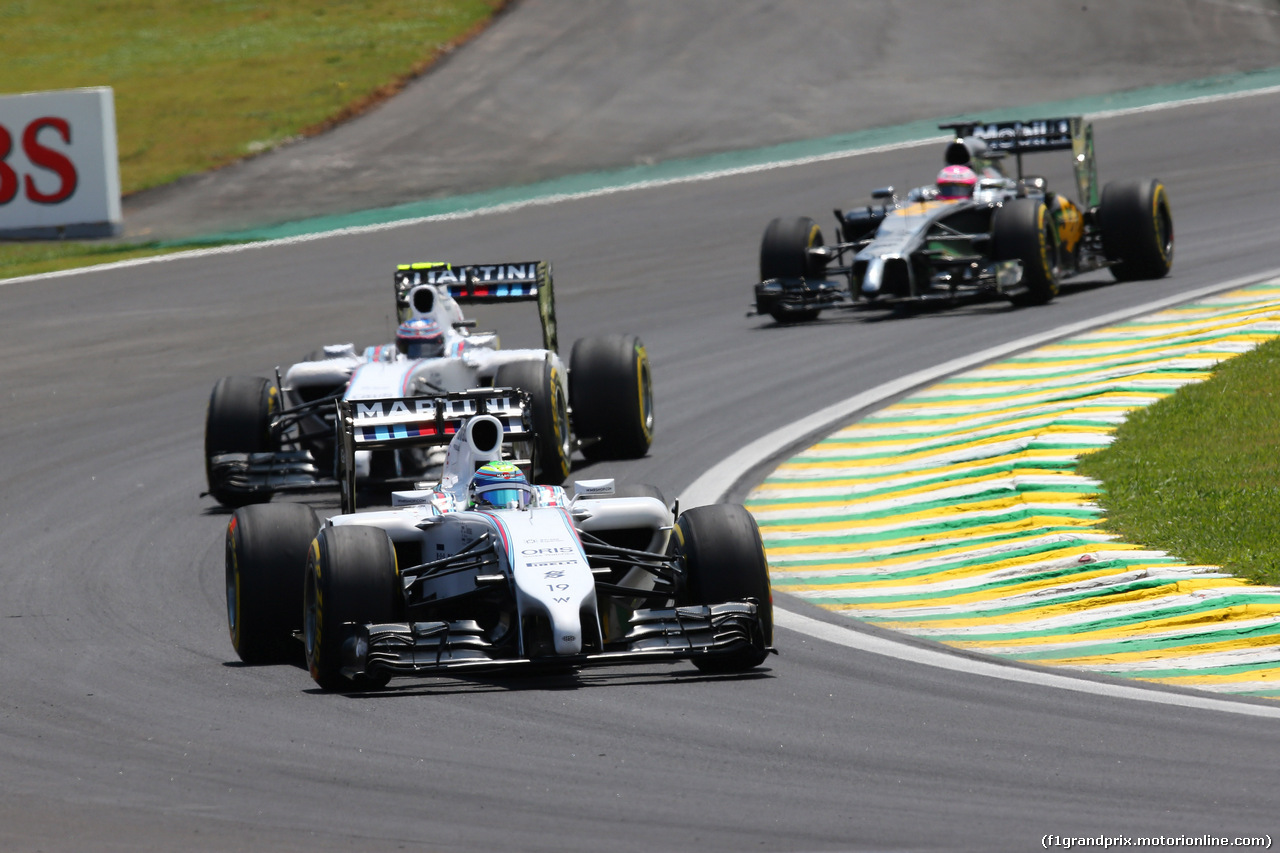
[5,2,1280,851]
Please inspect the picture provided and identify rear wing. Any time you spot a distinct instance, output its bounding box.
[394,261,559,354]
[337,388,534,513]
[939,116,1098,209]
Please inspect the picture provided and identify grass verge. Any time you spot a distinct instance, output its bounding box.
[0,239,230,280]
[1076,335,1280,586]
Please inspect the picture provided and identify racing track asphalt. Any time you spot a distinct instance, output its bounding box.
[3,92,1280,853]
[6,10,1280,853]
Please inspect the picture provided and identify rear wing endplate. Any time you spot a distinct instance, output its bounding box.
[337,388,534,513]
[939,116,1098,208]
[394,261,559,354]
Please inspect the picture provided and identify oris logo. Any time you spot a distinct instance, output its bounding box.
[521,546,575,556]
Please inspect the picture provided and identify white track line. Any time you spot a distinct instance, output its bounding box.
[778,610,1280,719]
[5,79,1280,289]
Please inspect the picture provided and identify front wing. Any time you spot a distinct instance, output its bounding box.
[338,601,772,679]
[206,450,326,500]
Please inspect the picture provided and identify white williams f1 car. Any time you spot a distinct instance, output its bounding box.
[205,261,654,507]
[753,116,1173,322]
[224,389,773,690]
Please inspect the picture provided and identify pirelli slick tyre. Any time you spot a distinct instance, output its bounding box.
[303,525,402,692]
[673,504,772,673]
[494,359,572,485]
[1098,178,1174,282]
[226,503,318,664]
[205,375,278,508]
[569,334,654,462]
[994,197,1061,307]
[759,216,825,323]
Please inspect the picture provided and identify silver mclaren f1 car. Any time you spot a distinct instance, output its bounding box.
[752,116,1174,322]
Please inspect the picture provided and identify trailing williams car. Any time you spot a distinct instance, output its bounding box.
[224,389,773,690]
[753,116,1174,322]
[204,261,654,507]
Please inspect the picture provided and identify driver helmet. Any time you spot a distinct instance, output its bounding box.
[395,316,445,359]
[469,460,531,509]
[936,164,978,200]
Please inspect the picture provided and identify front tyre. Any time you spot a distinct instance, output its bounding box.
[303,525,402,691]
[1098,178,1174,281]
[994,197,1061,307]
[205,375,278,507]
[569,334,654,462]
[494,359,572,484]
[673,504,772,673]
[226,503,319,664]
[759,216,825,323]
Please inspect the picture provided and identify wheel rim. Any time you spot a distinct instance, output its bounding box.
[547,367,571,471]
[226,562,239,645]
[1046,224,1062,281]
[258,383,280,449]
[804,223,823,278]
[226,560,239,635]
[555,381,571,461]
[303,562,319,666]
[636,347,654,439]
[225,518,241,647]
[1155,192,1174,265]
[1040,206,1061,291]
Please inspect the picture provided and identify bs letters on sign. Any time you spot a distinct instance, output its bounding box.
[0,87,122,238]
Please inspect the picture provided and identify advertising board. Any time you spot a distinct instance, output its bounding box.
[0,87,121,238]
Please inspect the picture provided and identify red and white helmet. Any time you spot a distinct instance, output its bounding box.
[936,164,978,200]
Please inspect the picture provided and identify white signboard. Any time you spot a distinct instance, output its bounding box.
[0,87,121,238]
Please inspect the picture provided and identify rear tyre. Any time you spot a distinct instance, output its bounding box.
[226,503,319,664]
[495,359,572,484]
[569,335,654,462]
[673,504,772,673]
[205,375,278,507]
[994,197,1060,307]
[303,525,402,692]
[759,216,825,323]
[1098,178,1174,281]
